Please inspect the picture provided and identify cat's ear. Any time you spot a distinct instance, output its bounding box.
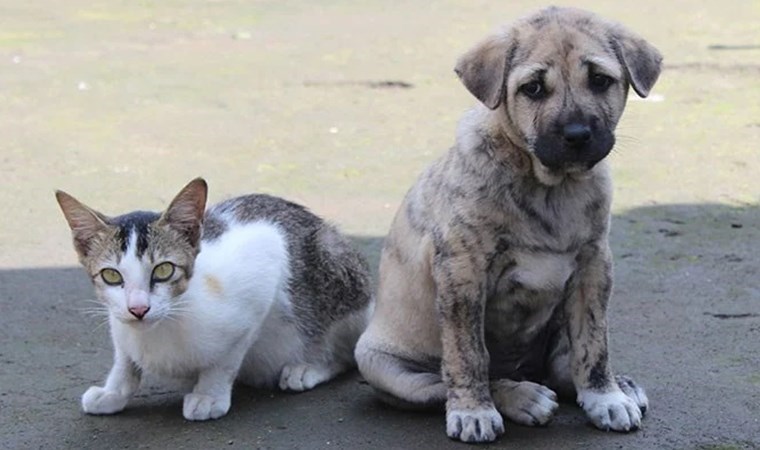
[55,191,112,258]
[160,178,207,248]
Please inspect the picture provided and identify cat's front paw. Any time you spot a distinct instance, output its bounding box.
[183,393,231,421]
[578,389,642,432]
[81,386,129,415]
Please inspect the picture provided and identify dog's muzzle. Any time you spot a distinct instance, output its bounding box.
[533,118,615,170]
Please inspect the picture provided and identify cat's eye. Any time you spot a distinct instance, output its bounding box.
[100,268,123,286]
[152,262,175,282]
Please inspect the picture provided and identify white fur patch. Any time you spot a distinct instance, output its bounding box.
[81,386,129,415]
[446,405,505,443]
[183,392,230,421]
[100,231,152,323]
[237,300,303,387]
[279,363,331,391]
[512,251,575,291]
[111,221,291,380]
[577,389,642,432]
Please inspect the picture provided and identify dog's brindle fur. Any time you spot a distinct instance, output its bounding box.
[355,7,662,443]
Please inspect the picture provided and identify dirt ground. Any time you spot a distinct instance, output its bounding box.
[0,0,758,449]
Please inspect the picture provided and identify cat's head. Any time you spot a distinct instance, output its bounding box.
[56,178,208,326]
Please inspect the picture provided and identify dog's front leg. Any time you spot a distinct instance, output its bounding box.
[433,247,504,443]
[567,241,642,432]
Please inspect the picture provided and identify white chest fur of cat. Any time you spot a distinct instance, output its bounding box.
[56,178,372,421]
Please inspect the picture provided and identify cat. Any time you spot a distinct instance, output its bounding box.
[55,178,373,421]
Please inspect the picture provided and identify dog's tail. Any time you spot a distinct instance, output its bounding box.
[355,339,446,410]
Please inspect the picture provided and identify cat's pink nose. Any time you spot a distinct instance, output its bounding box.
[128,305,150,320]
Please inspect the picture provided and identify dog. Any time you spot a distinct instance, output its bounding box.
[355,6,662,443]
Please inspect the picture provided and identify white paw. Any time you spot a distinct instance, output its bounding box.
[446,404,505,443]
[182,393,230,421]
[578,389,642,432]
[278,364,330,392]
[492,381,558,426]
[81,386,129,415]
[616,375,649,415]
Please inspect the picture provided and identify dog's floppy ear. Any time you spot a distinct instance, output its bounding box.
[611,26,662,98]
[455,31,516,110]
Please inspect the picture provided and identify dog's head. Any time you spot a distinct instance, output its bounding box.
[455,7,662,174]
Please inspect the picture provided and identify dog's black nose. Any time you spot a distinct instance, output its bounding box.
[563,123,592,145]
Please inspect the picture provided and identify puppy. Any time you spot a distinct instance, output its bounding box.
[355,6,662,443]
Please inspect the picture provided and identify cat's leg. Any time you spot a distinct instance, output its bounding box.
[278,361,344,392]
[279,308,369,392]
[82,348,141,415]
[183,336,250,421]
[183,368,235,421]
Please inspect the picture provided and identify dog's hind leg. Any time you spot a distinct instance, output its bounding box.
[355,342,446,410]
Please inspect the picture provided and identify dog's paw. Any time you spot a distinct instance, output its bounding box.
[616,375,649,415]
[182,393,230,421]
[81,386,129,415]
[492,380,558,426]
[446,404,505,443]
[279,363,330,392]
[578,389,642,432]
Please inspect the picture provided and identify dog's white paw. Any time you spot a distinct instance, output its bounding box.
[182,393,230,421]
[446,404,505,443]
[279,363,330,392]
[492,381,558,426]
[578,389,642,432]
[616,375,649,415]
[81,386,129,415]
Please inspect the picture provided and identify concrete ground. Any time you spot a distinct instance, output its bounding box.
[1,0,758,448]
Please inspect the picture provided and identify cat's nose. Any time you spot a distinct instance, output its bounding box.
[128,305,150,320]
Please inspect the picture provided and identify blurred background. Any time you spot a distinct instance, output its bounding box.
[0,1,758,449]
[1,0,758,267]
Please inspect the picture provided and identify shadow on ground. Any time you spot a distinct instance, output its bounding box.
[1,203,758,449]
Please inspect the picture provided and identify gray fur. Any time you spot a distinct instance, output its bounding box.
[57,179,373,390]
[206,194,373,347]
[356,6,660,443]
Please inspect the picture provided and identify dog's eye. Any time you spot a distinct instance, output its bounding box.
[520,80,546,100]
[589,73,614,93]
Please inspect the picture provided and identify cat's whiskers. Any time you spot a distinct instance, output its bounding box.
[76,298,110,318]
[161,314,184,326]
[164,305,196,325]
[57,180,373,421]
[90,317,110,333]
[79,309,110,318]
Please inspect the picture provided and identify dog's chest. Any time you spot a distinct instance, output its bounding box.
[511,251,575,291]
[483,251,575,378]
[485,250,576,337]
[488,250,576,295]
